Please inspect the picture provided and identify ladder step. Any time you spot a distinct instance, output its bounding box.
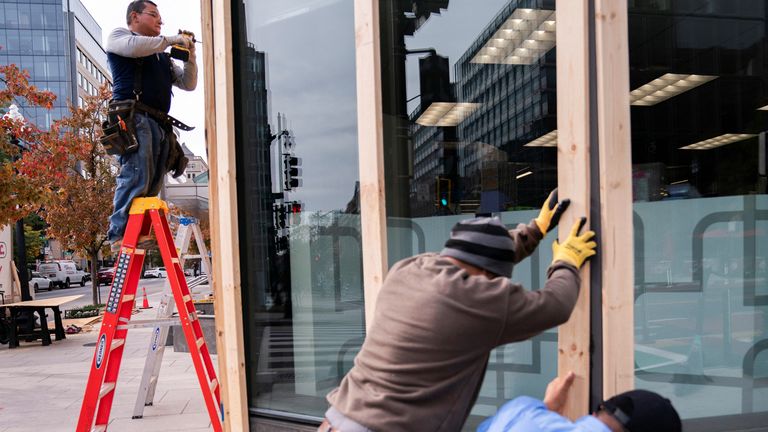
[196,337,205,349]
[111,339,125,351]
[119,318,181,330]
[210,378,218,392]
[91,426,107,432]
[172,257,180,264]
[183,295,192,303]
[122,294,135,302]
[99,382,116,400]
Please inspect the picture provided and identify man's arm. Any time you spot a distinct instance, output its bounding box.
[106,28,188,58]
[507,221,543,264]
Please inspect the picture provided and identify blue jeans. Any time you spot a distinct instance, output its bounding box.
[107,114,169,243]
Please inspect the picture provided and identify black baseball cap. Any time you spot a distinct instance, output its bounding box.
[600,389,682,432]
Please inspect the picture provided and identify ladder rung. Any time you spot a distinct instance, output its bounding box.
[189,312,198,322]
[210,378,218,392]
[118,317,130,323]
[91,426,107,432]
[122,294,135,302]
[99,382,116,399]
[120,318,181,330]
[110,339,125,351]
[183,295,192,303]
[172,257,180,264]
[196,337,205,349]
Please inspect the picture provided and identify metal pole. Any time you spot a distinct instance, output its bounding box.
[14,218,31,301]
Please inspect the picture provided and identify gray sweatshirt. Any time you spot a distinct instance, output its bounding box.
[106,27,197,91]
[326,221,581,432]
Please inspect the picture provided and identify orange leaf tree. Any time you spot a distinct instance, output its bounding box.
[19,85,115,304]
[0,64,56,226]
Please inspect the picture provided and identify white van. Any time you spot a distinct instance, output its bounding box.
[37,260,89,289]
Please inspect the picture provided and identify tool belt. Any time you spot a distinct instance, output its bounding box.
[100,100,191,178]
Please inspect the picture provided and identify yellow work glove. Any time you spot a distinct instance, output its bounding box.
[552,217,597,269]
[534,188,570,235]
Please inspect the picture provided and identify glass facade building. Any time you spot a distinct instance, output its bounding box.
[0,0,109,128]
[207,0,768,431]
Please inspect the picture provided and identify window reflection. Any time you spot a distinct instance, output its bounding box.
[628,1,768,427]
[381,1,558,429]
[232,0,364,421]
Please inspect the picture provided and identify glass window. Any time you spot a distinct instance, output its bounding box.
[29,4,43,29]
[232,0,363,422]
[380,1,558,430]
[4,4,17,28]
[628,1,768,429]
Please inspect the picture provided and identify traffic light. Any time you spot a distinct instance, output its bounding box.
[435,176,452,207]
[283,154,302,190]
[288,201,302,214]
[275,204,287,229]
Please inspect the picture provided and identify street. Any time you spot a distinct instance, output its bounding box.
[33,277,176,313]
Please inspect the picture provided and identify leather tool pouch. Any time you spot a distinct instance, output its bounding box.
[100,100,139,156]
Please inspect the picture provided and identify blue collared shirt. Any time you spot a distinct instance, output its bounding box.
[478,397,612,432]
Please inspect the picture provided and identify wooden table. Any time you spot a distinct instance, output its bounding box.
[0,295,83,348]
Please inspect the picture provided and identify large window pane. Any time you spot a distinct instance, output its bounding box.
[628,1,768,428]
[231,0,363,421]
[380,0,558,429]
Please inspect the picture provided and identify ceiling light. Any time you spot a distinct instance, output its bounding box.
[524,130,557,147]
[679,133,756,150]
[415,102,481,127]
[630,74,717,106]
[516,170,533,180]
[471,8,555,65]
[758,105,768,110]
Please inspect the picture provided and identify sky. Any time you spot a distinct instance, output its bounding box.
[79,0,207,160]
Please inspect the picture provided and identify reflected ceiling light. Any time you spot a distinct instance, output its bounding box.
[758,104,768,110]
[630,74,717,106]
[516,170,533,179]
[523,129,557,147]
[679,133,756,150]
[415,102,481,127]
[471,8,555,65]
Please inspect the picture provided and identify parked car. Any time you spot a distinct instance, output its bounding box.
[29,271,53,292]
[144,267,167,278]
[97,267,116,286]
[37,261,86,288]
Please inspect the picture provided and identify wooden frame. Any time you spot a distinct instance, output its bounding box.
[556,0,592,419]
[205,0,249,430]
[594,0,634,398]
[354,0,388,330]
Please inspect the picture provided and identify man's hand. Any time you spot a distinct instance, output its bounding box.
[543,371,575,415]
[534,188,570,235]
[552,217,597,269]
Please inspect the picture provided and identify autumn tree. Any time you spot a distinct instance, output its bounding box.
[19,85,115,305]
[0,64,56,226]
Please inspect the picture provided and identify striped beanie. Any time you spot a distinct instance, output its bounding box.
[440,216,516,277]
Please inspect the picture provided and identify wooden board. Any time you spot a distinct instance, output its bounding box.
[594,0,635,398]
[205,0,250,430]
[555,0,591,419]
[1,295,83,308]
[354,0,388,330]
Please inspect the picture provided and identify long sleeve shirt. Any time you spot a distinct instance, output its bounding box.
[477,397,611,432]
[326,221,581,432]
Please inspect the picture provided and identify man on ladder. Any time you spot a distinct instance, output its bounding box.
[77,198,222,431]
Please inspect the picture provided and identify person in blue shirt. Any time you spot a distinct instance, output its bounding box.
[478,372,682,432]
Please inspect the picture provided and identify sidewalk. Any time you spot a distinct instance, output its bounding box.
[0,307,216,431]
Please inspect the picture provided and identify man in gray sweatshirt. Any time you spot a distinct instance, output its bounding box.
[105,0,197,251]
[323,190,597,432]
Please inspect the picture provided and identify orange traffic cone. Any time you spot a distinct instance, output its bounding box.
[140,287,152,309]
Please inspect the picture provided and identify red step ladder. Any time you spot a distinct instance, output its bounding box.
[77,198,222,432]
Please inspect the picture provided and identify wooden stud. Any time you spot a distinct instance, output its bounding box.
[556,0,591,419]
[594,0,635,398]
[205,0,249,430]
[354,0,388,331]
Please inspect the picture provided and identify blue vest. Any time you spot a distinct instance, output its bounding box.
[108,51,174,113]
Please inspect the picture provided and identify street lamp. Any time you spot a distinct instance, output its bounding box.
[4,104,32,301]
